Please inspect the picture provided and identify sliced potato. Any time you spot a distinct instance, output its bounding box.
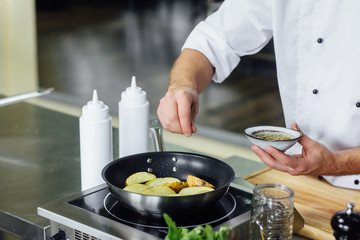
[123,172,216,197]
[123,183,148,193]
[186,175,215,189]
[167,194,178,196]
[168,193,185,197]
[142,185,176,196]
[163,181,188,193]
[179,186,214,195]
[145,177,180,188]
[125,172,156,186]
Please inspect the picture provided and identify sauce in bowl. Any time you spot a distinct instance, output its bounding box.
[244,126,302,152]
[252,130,294,141]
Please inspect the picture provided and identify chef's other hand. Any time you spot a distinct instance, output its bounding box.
[251,123,336,176]
[157,87,199,137]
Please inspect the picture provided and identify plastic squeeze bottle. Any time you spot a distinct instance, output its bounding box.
[79,90,113,191]
[119,76,149,157]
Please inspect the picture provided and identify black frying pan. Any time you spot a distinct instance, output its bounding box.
[102,151,235,216]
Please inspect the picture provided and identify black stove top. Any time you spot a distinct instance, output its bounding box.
[68,187,252,239]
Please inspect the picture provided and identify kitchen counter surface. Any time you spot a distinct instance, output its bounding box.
[0,102,82,238]
[0,98,310,239]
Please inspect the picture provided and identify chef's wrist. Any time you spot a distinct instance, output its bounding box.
[330,148,360,175]
[326,151,345,175]
[167,82,198,93]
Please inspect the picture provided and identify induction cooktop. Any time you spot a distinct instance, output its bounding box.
[38,184,253,240]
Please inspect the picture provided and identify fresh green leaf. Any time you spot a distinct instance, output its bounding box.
[215,225,233,240]
[203,225,215,240]
[163,213,232,240]
[164,213,181,240]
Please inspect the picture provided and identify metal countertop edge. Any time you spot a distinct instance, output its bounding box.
[37,184,159,240]
[0,211,49,239]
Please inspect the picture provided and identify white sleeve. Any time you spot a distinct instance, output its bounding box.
[182,0,273,83]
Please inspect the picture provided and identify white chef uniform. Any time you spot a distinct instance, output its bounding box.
[182,0,360,190]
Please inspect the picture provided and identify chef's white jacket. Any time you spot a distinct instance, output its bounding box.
[182,0,360,189]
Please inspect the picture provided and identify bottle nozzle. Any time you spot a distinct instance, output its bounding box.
[92,89,99,104]
[121,76,147,104]
[86,89,104,110]
[131,76,137,90]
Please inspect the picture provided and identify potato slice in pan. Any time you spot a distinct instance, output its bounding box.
[186,175,215,188]
[125,172,156,186]
[145,177,180,188]
[179,186,214,195]
[167,192,186,197]
[163,181,188,193]
[123,183,148,193]
[123,172,216,197]
[142,185,176,196]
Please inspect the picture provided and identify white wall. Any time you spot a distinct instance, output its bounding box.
[0,0,38,96]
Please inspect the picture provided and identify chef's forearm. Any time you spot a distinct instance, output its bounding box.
[168,48,214,93]
[332,146,360,175]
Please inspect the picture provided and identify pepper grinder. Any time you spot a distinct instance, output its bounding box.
[331,202,360,240]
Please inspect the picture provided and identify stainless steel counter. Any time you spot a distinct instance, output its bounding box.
[0,102,91,239]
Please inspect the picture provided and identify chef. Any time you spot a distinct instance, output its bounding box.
[156,0,360,190]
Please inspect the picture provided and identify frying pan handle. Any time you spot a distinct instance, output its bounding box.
[149,119,165,152]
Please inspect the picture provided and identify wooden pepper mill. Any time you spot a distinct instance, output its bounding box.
[331,202,360,240]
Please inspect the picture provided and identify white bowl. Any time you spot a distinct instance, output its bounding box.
[244,126,302,152]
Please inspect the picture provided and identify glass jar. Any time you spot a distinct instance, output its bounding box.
[249,183,294,240]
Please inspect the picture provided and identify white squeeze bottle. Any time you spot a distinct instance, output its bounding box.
[119,76,149,157]
[80,90,113,191]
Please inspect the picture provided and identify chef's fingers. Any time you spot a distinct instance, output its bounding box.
[291,122,307,143]
[295,128,314,150]
[158,89,199,137]
[177,96,195,137]
[191,120,197,133]
[191,94,199,133]
[156,98,167,128]
[157,92,182,134]
[291,122,299,130]
[264,146,299,169]
[292,122,327,159]
[265,143,321,175]
[251,145,295,173]
[177,88,199,136]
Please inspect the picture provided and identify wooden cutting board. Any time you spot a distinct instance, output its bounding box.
[244,168,360,240]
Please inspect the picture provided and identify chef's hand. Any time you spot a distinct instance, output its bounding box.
[157,49,213,137]
[157,87,199,137]
[251,123,336,176]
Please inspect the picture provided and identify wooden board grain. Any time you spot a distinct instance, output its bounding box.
[244,168,360,240]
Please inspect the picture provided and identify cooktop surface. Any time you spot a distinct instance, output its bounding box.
[68,187,252,238]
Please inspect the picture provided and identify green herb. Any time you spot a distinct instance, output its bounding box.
[163,213,232,240]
